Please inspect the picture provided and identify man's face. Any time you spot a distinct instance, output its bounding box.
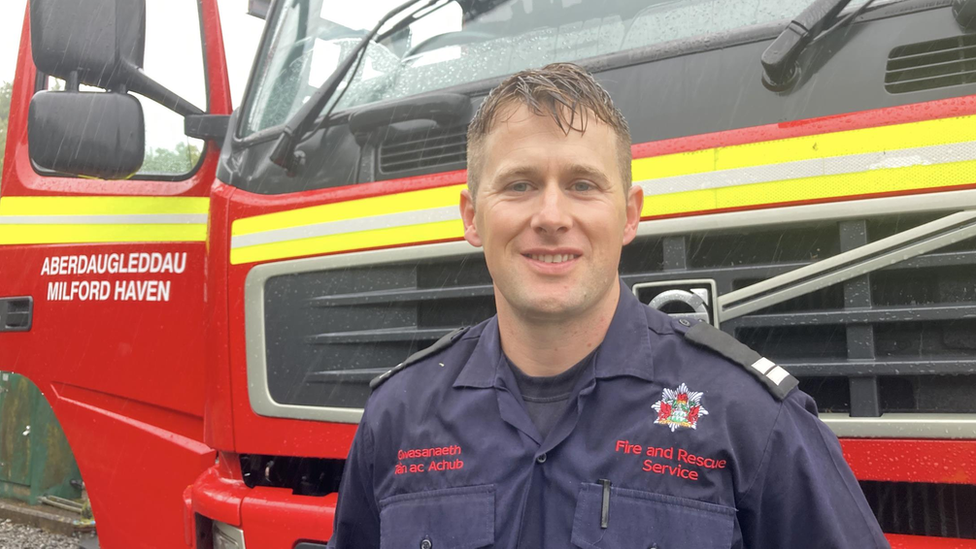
[460,105,643,322]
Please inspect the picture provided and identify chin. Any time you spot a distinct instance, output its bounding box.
[517,295,584,320]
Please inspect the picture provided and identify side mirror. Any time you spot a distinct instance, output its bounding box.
[30,0,146,90]
[28,91,145,179]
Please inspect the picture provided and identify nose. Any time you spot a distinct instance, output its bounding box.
[530,183,572,235]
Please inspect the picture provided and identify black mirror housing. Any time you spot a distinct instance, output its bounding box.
[28,91,145,179]
[30,0,146,89]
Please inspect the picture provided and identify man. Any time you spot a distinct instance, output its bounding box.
[328,63,888,548]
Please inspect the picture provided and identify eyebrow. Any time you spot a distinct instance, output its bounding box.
[491,163,609,184]
[492,165,541,183]
[564,163,609,182]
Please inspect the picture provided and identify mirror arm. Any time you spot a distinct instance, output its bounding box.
[122,61,204,117]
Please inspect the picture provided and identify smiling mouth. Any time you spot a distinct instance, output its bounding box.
[525,254,580,264]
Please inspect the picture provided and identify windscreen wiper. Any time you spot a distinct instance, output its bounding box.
[270,0,445,174]
[761,0,878,91]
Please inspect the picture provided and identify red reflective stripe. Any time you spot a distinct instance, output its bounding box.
[840,438,976,485]
[631,95,976,159]
[230,169,467,219]
[887,534,976,549]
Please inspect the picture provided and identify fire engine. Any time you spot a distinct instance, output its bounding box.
[1,0,975,547]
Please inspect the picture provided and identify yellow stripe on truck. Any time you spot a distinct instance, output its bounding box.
[631,113,976,180]
[232,185,464,237]
[0,224,208,245]
[0,196,209,216]
[0,196,210,245]
[230,219,464,266]
[641,159,976,218]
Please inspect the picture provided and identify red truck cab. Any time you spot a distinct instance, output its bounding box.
[2,0,976,547]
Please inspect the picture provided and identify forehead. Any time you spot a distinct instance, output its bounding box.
[480,104,618,175]
[484,102,611,140]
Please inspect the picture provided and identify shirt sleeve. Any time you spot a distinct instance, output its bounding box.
[328,408,381,549]
[736,391,890,549]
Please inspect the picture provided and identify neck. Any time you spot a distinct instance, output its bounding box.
[497,280,620,377]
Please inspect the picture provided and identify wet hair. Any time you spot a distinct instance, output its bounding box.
[466,62,632,197]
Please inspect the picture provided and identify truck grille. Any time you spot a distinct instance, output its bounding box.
[261,258,494,409]
[861,481,976,539]
[886,35,976,94]
[260,211,976,418]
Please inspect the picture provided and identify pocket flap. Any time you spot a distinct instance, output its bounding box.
[572,483,734,549]
[380,485,495,549]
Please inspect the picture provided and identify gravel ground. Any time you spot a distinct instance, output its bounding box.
[0,519,89,549]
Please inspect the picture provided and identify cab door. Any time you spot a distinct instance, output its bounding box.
[0,1,231,547]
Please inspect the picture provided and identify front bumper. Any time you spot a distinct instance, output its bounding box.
[183,464,336,548]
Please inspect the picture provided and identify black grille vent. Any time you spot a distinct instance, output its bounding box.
[886,35,976,93]
[239,454,344,496]
[861,481,976,539]
[378,125,467,174]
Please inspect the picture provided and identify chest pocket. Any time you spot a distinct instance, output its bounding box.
[572,483,734,549]
[379,484,495,549]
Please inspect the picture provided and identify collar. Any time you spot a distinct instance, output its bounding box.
[593,280,656,382]
[453,279,655,389]
[454,315,504,389]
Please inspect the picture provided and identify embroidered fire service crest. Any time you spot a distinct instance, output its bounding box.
[652,383,708,432]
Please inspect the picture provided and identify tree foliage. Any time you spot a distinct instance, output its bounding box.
[141,142,201,174]
[0,81,12,175]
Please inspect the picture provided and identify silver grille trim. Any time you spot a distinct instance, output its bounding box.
[821,413,976,439]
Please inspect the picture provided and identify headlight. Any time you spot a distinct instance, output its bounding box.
[212,520,246,549]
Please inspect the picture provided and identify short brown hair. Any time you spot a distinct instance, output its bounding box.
[466,63,632,196]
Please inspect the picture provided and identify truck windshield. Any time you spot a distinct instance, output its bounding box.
[242,0,875,137]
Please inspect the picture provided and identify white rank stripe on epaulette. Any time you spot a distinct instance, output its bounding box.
[749,357,792,386]
[682,321,798,400]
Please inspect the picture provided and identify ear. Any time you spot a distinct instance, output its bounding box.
[460,188,483,247]
[622,185,643,246]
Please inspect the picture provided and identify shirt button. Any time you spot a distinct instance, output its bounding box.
[420,538,432,549]
[536,453,547,464]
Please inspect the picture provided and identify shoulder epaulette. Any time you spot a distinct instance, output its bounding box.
[369,327,469,391]
[683,322,798,400]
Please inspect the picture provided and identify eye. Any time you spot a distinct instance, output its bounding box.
[572,181,595,192]
[509,181,531,192]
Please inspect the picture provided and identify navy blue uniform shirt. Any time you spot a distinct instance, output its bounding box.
[329,281,888,548]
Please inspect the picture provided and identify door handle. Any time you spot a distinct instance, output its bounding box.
[0,297,33,332]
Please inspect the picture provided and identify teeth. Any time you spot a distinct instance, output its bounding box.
[529,254,577,263]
